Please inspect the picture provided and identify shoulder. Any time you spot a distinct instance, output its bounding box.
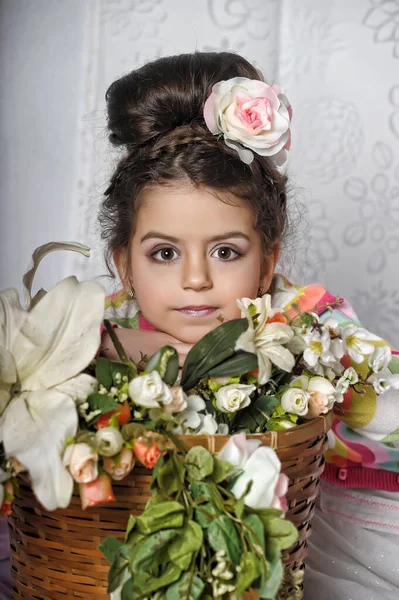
[104,288,140,329]
[272,273,360,324]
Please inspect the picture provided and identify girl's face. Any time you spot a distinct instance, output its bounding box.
[116,183,279,344]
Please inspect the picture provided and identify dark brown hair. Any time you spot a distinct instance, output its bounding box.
[99,52,288,278]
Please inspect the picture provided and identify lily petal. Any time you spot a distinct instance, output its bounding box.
[13,277,104,391]
[0,288,27,350]
[55,374,99,405]
[1,389,78,510]
[263,344,295,373]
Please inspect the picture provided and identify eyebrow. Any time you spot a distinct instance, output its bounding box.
[140,231,251,244]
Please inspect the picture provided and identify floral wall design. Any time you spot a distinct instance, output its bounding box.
[70,0,399,346]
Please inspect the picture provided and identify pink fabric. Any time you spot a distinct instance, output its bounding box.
[139,314,157,331]
[322,464,399,492]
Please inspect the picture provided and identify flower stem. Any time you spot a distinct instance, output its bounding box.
[103,319,130,363]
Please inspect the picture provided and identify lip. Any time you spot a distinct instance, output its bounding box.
[175,306,218,317]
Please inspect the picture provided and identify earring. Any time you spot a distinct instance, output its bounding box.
[128,289,135,299]
[258,286,266,297]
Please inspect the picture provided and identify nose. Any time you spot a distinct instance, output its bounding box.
[181,251,213,292]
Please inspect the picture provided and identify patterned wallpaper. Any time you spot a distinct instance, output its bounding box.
[72,0,399,346]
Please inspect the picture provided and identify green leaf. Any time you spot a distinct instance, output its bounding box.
[207,515,243,565]
[389,356,399,374]
[208,350,258,379]
[131,529,179,572]
[107,546,130,593]
[166,573,205,600]
[244,513,265,552]
[146,346,179,386]
[262,516,299,551]
[185,446,214,482]
[259,546,283,599]
[211,456,236,484]
[236,552,261,592]
[99,536,123,565]
[233,497,245,520]
[125,515,136,543]
[136,501,185,535]
[95,357,133,390]
[189,481,213,502]
[87,392,118,415]
[194,502,219,529]
[167,521,203,570]
[157,454,186,496]
[144,563,182,594]
[180,318,249,391]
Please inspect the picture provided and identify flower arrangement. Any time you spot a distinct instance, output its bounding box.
[1,243,398,599]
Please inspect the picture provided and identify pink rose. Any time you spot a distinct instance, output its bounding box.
[304,391,329,419]
[103,448,135,481]
[79,473,115,510]
[63,442,98,483]
[133,438,161,469]
[271,473,289,512]
[204,77,292,165]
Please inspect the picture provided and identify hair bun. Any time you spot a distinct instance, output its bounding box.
[105,52,261,150]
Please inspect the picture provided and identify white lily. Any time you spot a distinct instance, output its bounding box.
[0,276,104,510]
[236,295,295,384]
[341,325,375,363]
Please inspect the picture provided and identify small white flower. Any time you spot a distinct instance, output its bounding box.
[236,295,295,384]
[368,345,392,373]
[95,427,124,457]
[215,383,256,414]
[281,388,310,416]
[368,373,399,394]
[128,371,172,409]
[197,413,218,434]
[178,394,206,431]
[302,329,333,369]
[341,325,375,363]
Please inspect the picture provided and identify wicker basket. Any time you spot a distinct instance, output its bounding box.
[9,412,333,600]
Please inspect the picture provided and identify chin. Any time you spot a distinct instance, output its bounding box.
[177,323,219,345]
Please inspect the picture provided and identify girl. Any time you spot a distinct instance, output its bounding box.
[99,52,399,599]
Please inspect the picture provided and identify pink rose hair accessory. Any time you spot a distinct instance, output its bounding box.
[203,77,292,165]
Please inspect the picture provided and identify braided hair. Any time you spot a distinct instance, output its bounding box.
[99,52,288,277]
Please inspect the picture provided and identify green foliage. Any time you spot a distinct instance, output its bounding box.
[180,318,249,391]
[146,346,179,386]
[95,356,137,390]
[105,437,297,599]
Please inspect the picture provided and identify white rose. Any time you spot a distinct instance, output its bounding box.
[281,388,310,416]
[230,446,282,509]
[63,443,98,483]
[369,345,392,373]
[203,77,292,165]
[95,427,124,457]
[129,371,173,408]
[215,383,256,414]
[218,432,261,472]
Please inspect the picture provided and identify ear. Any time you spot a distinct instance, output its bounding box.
[259,242,280,292]
[113,248,130,289]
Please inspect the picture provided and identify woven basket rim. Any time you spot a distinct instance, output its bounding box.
[178,411,333,452]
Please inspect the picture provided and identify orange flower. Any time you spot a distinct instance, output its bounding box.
[133,439,161,469]
[95,400,131,430]
[266,312,288,325]
[79,473,116,510]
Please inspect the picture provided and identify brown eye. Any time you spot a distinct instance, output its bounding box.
[213,247,239,260]
[152,247,178,262]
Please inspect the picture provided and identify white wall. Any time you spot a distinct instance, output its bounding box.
[0,0,89,294]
